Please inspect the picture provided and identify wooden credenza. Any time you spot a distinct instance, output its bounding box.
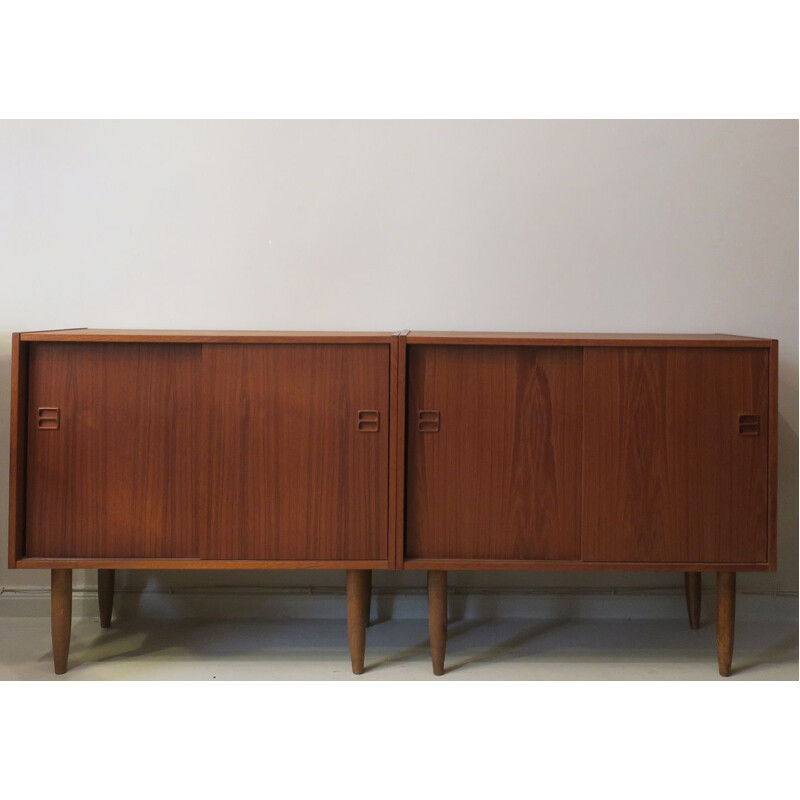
[9,329,401,674]
[396,332,778,677]
[9,329,778,677]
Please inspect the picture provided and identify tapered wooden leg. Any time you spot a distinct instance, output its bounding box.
[717,572,736,677]
[428,570,447,676]
[51,569,72,675]
[363,570,372,628]
[684,571,701,630]
[98,569,115,628]
[347,570,370,675]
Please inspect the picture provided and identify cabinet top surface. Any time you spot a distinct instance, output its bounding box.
[18,329,397,343]
[15,329,774,346]
[406,331,774,346]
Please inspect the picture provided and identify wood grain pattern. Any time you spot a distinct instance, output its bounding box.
[8,333,28,567]
[25,343,201,558]
[582,348,770,563]
[51,569,72,674]
[14,332,774,583]
[406,345,583,560]
[428,570,447,675]
[684,572,701,629]
[98,569,114,628]
[717,572,736,676]
[200,344,389,560]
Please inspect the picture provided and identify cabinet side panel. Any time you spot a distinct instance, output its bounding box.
[394,333,407,568]
[200,344,389,560]
[582,347,769,563]
[8,334,28,566]
[25,343,201,557]
[406,345,583,560]
[768,340,778,568]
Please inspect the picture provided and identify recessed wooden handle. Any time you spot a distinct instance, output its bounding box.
[738,414,760,436]
[37,407,60,430]
[418,410,440,433]
[357,410,379,432]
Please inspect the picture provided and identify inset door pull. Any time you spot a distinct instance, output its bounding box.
[418,410,440,433]
[738,414,760,436]
[357,410,380,432]
[37,407,60,431]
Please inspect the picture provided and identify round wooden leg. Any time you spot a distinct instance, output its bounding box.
[98,569,115,628]
[347,570,370,674]
[717,572,736,677]
[51,569,72,675]
[428,570,447,676]
[684,571,701,630]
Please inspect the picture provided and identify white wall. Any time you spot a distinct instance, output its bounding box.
[1,120,797,600]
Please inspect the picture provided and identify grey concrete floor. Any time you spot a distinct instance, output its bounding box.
[0,615,796,680]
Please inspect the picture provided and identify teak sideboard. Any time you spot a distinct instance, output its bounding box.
[9,329,400,675]
[8,329,778,677]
